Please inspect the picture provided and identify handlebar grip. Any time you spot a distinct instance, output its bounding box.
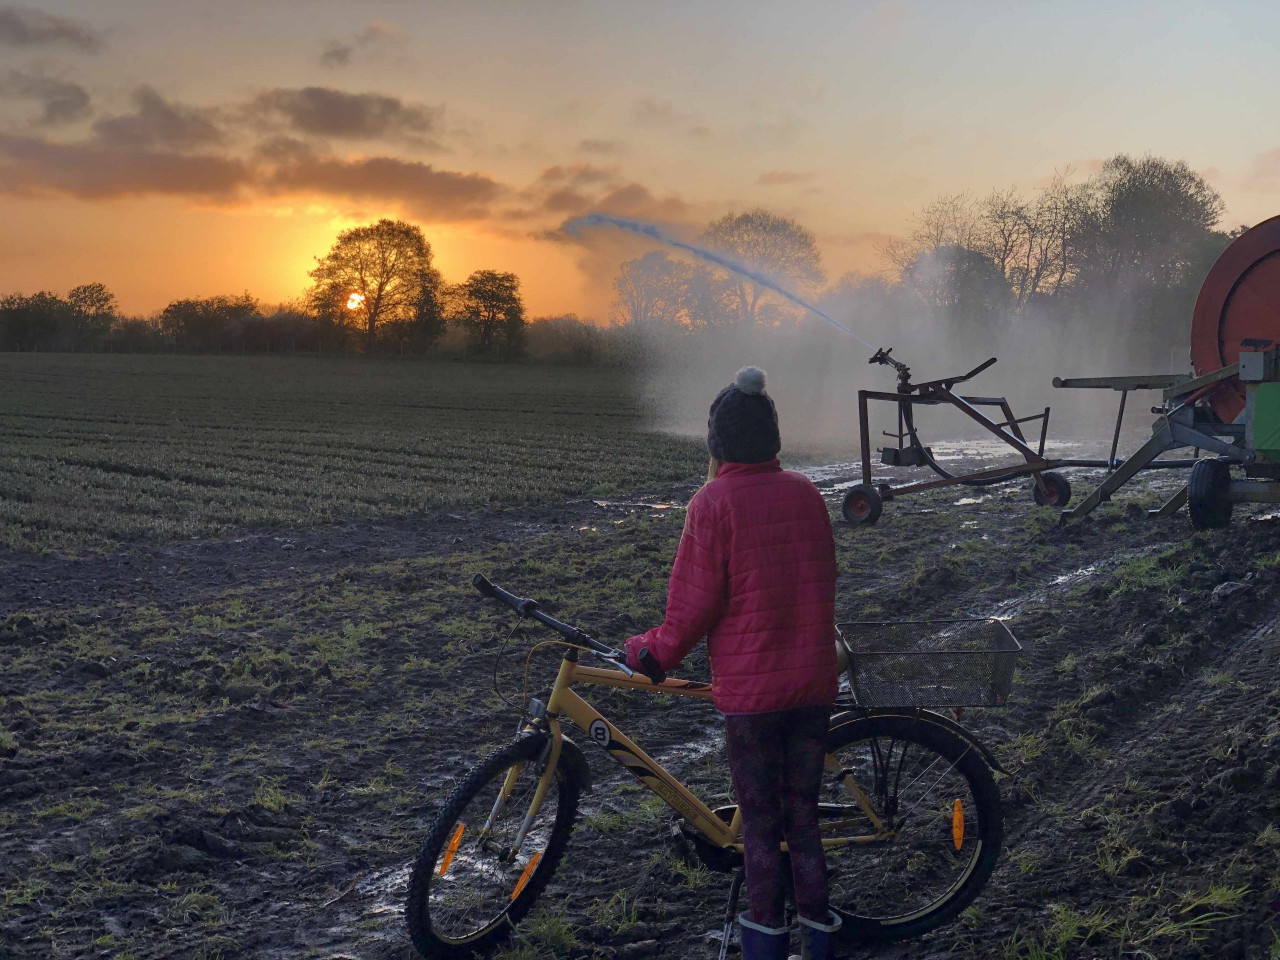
[637,648,667,685]
[473,574,539,616]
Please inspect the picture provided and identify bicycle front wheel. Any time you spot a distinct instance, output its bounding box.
[821,713,1002,943]
[406,734,580,958]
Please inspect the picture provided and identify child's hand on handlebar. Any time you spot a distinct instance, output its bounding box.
[624,639,667,684]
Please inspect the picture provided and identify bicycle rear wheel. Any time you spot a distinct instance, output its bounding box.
[821,713,1002,943]
[406,734,580,958]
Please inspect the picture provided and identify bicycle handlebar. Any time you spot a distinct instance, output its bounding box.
[473,574,646,679]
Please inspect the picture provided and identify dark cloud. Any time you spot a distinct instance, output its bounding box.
[319,42,352,67]
[596,183,689,220]
[0,131,501,221]
[756,169,814,185]
[318,20,401,69]
[0,134,248,199]
[542,186,591,214]
[0,6,101,51]
[250,87,442,147]
[633,98,682,126]
[0,70,91,124]
[265,155,501,220]
[537,163,618,187]
[93,87,223,150]
[578,138,621,154]
[252,135,321,163]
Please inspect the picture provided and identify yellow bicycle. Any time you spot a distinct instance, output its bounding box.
[405,575,1006,958]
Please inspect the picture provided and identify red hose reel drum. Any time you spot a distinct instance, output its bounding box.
[1191,215,1280,423]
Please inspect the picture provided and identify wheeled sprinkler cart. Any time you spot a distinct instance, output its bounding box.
[840,349,1178,525]
[1056,215,1280,529]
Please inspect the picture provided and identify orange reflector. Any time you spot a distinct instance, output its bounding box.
[952,800,965,850]
[510,851,542,900]
[438,823,465,877]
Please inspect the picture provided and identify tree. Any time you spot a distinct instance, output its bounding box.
[159,293,259,352]
[67,282,117,320]
[610,251,729,330]
[700,209,825,325]
[308,219,443,354]
[451,270,525,353]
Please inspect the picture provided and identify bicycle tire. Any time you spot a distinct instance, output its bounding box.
[406,734,581,958]
[822,713,1002,943]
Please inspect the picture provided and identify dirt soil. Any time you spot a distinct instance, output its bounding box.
[1,459,1279,960]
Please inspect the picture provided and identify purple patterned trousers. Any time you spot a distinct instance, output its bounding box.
[724,703,832,928]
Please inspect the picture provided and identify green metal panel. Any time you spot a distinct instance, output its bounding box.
[1248,382,1280,462]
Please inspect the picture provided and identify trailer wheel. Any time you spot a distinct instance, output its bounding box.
[1188,459,1233,530]
[842,484,883,525]
[1031,471,1072,508]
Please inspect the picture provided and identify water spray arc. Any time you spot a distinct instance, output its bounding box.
[563,213,877,350]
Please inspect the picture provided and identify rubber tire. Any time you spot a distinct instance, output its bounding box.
[1188,458,1233,530]
[406,735,581,959]
[825,713,1003,944]
[1031,471,1072,508]
[842,484,884,525]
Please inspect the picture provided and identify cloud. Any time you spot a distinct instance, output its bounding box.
[319,42,352,68]
[595,183,689,221]
[1246,148,1280,191]
[0,69,91,125]
[537,163,618,187]
[93,87,223,150]
[265,155,501,220]
[250,87,442,147]
[756,169,814,186]
[0,134,248,199]
[0,128,501,221]
[633,98,689,127]
[0,6,101,51]
[578,138,621,154]
[319,19,402,68]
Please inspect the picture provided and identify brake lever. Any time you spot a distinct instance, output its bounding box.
[608,656,636,678]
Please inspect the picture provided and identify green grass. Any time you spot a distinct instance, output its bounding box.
[0,354,704,551]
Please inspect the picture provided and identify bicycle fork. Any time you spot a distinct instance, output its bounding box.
[480,729,563,864]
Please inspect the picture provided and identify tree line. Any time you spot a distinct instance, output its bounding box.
[0,220,549,359]
[611,154,1237,372]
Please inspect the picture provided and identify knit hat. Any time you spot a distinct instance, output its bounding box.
[707,366,781,464]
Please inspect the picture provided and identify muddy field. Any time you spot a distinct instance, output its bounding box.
[2,453,1279,960]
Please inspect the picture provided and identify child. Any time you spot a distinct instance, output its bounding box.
[624,366,841,960]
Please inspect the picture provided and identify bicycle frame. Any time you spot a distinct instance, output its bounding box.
[505,647,890,860]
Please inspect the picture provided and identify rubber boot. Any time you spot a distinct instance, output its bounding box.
[795,911,841,960]
[738,912,790,960]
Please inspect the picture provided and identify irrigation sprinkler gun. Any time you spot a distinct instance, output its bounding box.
[842,347,1076,525]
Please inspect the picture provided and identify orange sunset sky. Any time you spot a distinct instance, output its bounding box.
[3,0,1280,319]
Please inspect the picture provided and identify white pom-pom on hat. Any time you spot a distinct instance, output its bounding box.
[734,366,767,396]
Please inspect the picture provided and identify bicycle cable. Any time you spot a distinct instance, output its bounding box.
[492,619,530,712]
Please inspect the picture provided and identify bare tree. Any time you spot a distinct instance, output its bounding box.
[700,209,825,325]
[610,251,729,331]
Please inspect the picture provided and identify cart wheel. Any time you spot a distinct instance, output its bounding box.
[1188,458,1233,530]
[1031,471,1071,508]
[842,484,883,525]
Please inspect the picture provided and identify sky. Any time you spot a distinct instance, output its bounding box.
[2,0,1280,319]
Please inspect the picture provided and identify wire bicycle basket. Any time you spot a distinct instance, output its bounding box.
[836,619,1020,708]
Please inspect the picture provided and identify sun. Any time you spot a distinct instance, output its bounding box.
[346,292,366,310]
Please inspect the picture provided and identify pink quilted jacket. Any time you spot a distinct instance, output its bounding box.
[624,460,838,714]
